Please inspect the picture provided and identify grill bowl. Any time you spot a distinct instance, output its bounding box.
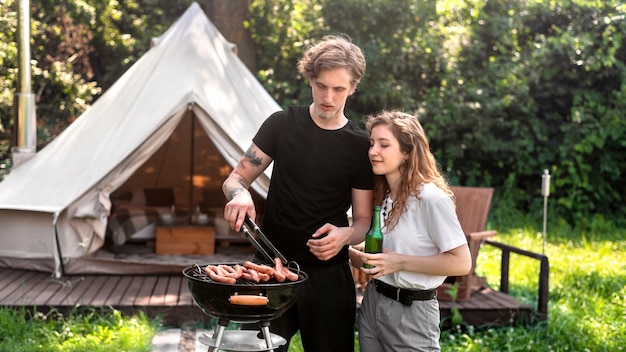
[183,263,308,323]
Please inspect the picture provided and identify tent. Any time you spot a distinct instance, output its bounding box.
[0,2,280,277]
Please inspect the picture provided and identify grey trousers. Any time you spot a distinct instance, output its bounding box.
[358,282,441,352]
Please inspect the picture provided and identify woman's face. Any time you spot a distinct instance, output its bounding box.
[369,124,406,179]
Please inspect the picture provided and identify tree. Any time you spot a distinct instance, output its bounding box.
[205,0,256,72]
[1,0,624,225]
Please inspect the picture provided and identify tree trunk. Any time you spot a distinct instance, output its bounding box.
[204,0,256,73]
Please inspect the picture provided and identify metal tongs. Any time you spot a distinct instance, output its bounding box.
[240,215,288,265]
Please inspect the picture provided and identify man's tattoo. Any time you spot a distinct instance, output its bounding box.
[244,148,263,168]
[223,179,249,201]
[236,179,248,189]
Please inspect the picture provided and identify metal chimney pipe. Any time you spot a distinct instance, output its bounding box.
[12,0,37,167]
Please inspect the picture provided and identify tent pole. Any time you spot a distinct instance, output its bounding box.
[52,212,65,278]
[188,109,195,224]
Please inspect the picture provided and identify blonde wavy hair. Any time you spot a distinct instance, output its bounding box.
[365,110,454,230]
[297,34,366,87]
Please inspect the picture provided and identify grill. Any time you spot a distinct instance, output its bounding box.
[183,216,308,351]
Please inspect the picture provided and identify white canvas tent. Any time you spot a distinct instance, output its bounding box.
[0,2,280,277]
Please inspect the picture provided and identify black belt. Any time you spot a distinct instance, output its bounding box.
[373,280,435,306]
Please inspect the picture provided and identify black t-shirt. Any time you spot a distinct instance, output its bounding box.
[253,106,374,266]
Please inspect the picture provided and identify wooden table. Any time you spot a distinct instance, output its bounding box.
[155,226,215,255]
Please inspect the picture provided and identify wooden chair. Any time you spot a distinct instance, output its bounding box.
[438,186,497,301]
[351,186,497,302]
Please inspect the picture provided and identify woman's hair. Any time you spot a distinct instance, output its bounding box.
[297,34,366,87]
[365,110,453,230]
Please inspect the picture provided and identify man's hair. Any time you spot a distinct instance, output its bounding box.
[297,34,366,87]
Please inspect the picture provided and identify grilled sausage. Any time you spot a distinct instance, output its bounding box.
[219,264,241,278]
[233,264,245,278]
[243,261,274,275]
[272,258,286,282]
[244,267,261,282]
[204,265,236,284]
[273,258,299,281]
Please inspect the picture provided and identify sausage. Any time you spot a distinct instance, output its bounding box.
[273,258,299,281]
[273,268,286,282]
[233,264,245,278]
[272,258,286,282]
[211,265,229,277]
[282,267,299,282]
[258,272,271,282]
[205,265,220,276]
[210,272,236,284]
[238,265,257,281]
[205,265,236,284]
[219,264,241,279]
[240,271,255,281]
[243,261,275,275]
[246,268,261,282]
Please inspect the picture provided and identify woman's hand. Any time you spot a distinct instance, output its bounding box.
[353,248,401,279]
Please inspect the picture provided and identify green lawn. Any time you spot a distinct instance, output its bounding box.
[436,222,626,351]
[0,308,158,352]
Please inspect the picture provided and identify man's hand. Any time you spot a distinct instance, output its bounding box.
[223,189,255,231]
[306,223,352,261]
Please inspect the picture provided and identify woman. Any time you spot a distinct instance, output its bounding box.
[350,110,472,351]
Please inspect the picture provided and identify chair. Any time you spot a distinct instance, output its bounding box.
[438,186,497,301]
[351,186,497,302]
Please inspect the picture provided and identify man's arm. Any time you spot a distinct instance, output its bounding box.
[347,188,374,245]
[222,143,272,230]
[306,188,373,261]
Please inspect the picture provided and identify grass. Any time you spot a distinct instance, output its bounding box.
[0,307,159,352]
[437,225,626,351]
[0,217,623,351]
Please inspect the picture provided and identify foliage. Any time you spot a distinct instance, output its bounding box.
[0,307,159,352]
[248,0,446,123]
[247,0,328,107]
[1,0,624,223]
[248,0,626,226]
[0,0,200,175]
[420,0,626,226]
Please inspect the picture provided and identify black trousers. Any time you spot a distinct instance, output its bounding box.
[244,261,357,352]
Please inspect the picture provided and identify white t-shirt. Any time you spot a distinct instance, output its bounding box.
[379,182,467,290]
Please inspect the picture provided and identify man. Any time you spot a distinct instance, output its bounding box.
[222,35,373,351]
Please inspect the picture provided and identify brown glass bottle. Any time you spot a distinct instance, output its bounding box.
[364,206,383,268]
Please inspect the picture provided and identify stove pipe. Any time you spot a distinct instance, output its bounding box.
[12,0,37,168]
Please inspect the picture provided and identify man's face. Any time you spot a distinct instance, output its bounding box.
[310,68,356,120]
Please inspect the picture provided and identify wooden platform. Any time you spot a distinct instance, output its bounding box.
[437,287,535,328]
[0,267,207,325]
[0,267,538,328]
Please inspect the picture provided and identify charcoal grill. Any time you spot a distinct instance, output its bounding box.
[183,216,307,351]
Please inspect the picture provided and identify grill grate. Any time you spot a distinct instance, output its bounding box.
[189,263,302,285]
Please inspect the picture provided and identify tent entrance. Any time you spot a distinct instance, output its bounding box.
[106,110,263,253]
[115,110,231,214]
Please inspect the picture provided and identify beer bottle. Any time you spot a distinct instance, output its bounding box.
[364,205,383,268]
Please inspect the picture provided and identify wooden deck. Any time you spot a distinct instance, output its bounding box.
[0,267,207,326]
[437,287,535,328]
[0,266,540,328]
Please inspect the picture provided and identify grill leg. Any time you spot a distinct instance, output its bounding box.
[207,320,228,352]
[260,321,275,351]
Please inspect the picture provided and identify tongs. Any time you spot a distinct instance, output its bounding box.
[240,215,288,265]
